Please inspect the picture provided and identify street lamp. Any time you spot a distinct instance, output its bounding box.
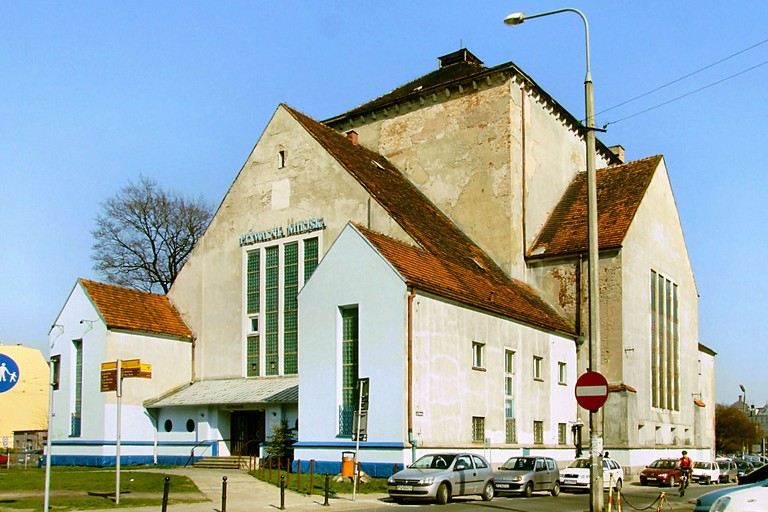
[740,384,747,456]
[505,8,603,512]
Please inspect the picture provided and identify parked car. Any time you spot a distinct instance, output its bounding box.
[561,457,624,492]
[694,479,768,512]
[493,456,560,497]
[691,460,720,485]
[709,484,768,512]
[740,463,768,485]
[639,459,680,486]
[718,458,739,483]
[387,453,495,505]
[735,460,755,478]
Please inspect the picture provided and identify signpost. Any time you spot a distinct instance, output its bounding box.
[100,359,151,504]
[575,371,609,412]
[352,377,369,502]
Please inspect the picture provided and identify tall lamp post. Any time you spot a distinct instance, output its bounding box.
[505,8,603,512]
[740,384,747,455]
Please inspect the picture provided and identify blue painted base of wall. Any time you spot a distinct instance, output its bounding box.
[292,460,402,478]
[47,455,197,467]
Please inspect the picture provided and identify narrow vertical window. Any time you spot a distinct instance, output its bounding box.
[283,242,298,375]
[558,423,567,444]
[246,335,260,377]
[651,270,680,411]
[651,270,658,408]
[277,150,286,168]
[71,340,83,437]
[533,356,543,380]
[339,307,358,436]
[246,251,260,314]
[504,349,516,443]
[558,361,567,385]
[534,421,543,444]
[472,417,485,443]
[472,342,484,369]
[303,237,319,283]
[264,246,279,376]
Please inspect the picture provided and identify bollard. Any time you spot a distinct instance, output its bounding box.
[161,476,170,512]
[323,473,330,506]
[221,476,228,512]
[297,459,301,492]
[280,474,285,510]
[309,460,315,496]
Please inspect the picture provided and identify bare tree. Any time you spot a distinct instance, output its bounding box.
[91,175,214,293]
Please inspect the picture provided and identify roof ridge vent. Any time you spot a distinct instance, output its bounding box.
[438,49,483,69]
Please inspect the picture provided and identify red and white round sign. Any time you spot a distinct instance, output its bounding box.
[574,371,609,411]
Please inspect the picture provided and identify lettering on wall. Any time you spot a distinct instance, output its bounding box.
[239,217,326,246]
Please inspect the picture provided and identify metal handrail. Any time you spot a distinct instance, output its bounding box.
[184,439,229,468]
[233,439,262,470]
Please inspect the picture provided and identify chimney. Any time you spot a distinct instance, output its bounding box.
[609,145,625,164]
[347,131,358,146]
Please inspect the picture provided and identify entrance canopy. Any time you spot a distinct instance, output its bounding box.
[144,376,298,408]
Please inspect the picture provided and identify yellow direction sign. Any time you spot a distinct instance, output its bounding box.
[100,360,152,392]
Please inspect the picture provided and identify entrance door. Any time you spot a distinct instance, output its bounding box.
[231,410,265,456]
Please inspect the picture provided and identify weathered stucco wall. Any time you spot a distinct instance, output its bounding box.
[411,293,576,450]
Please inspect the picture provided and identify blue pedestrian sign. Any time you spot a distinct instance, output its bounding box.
[0,354,20,393]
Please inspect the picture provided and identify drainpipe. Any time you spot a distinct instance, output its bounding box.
[407,287,416,461]
[191,337,196,384]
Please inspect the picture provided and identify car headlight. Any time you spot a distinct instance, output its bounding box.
[511,476,523,482]
[713,497,731,512]
[418,476,435,485]
[388,476,395,484]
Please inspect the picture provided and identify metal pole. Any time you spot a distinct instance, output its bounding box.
[162,476,171,512]
[43,357,55,511]
[221,475,228,512]
[353,384,363,502]
[280,474,285,510]
[116,359,122,505]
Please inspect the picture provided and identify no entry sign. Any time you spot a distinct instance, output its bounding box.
[575,371,609,411]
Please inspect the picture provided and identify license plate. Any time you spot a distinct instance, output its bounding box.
[396,485,412,491]
[564,479,576,484]
[496,483,509,489]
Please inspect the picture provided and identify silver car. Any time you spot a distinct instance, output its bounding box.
[494,456,561,497]
[387,453,495,504]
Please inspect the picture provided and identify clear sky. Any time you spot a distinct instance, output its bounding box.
[1,1,766,407]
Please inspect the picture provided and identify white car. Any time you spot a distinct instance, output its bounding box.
[561,457,624,492]
[692,461,721,485]
[710,485,768,511]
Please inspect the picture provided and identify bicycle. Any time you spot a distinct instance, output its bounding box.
[678,469,691,497]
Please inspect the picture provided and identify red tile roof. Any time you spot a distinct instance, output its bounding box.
[79,279,193,340]
[284,105,574,336]
[528,155,663,259]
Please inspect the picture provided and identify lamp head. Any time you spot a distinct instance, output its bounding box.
[504,12,526,26]
[740,384,746,392]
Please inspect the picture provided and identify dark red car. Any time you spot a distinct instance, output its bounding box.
[639,459,681,486]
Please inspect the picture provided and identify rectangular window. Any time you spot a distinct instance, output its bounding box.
[558,361,567,385]
[246,251,260,314]
[504,349,516,443]
[558,423,567,444]
[472,342,484,369]
[246,335,260,377]
[264,246,279,376]
[533,356,543,381]
[651,270,679,411]
[505,401,516,443]
[472,417,485,443]
[283,242,298,375]
[534,420,543,444]
[71,340,83,437]
[304,237,319,283]
[339,307,359,436]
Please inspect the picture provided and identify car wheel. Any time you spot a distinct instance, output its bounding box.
[481,482,494,501]
[704,476,710,485]
[615,478,622,492]
[640,479,648,486]
[551,481,561,497]
[523,481,534,498]
[436,483,450,505]
[392,497,404,504]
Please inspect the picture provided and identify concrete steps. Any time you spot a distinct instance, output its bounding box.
[192,456,246,470]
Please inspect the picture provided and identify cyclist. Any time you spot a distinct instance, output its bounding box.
[678,450,693,496]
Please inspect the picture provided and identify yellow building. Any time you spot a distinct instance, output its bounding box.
[0,345,49,449]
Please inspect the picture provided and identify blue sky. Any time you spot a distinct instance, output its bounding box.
[1,1,766,406]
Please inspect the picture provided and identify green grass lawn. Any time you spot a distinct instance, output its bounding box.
[251,466,389,496]
[0,466,205,511]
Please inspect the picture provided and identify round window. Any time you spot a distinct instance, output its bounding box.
[186,419,195,432]
[164,419,172,432]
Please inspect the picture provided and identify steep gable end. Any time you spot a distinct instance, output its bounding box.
[80,279,193,339]
[529,155,663,259]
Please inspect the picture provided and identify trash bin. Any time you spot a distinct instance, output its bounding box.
[342,451,355,477]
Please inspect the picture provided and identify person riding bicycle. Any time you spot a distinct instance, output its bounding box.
[679,450,693,483]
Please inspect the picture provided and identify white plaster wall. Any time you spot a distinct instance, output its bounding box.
[297,225,407,446]
[411,293,577,449]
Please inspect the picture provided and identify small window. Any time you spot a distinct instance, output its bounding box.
[547,458,556,471]
[278,150,286,168]
[536,458,546,470]
[472,417,485,443]
[558,423,567,444]
[164,419,173,432]
[558,361,567,385]
[186,419,195,432]
[534,421,543,444]
[533,356,543,381]
[248,315,259,334]
[472,455,488,469]
[472,342,485,369]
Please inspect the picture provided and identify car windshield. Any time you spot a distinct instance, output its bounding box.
[500,457,536,471]
[693,462,710,469]
[569,459,591,469]
[410,454,456,470]
[649,460,676,469]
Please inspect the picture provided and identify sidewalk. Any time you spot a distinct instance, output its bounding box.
[76,467,393,512]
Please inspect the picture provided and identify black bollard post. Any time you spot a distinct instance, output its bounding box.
[161,476,170,512]
[221,476,228,512]
[323,472,330,506]
[280,474,285,510]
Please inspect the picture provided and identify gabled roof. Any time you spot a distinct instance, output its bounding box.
[284,105,574,336]
[79,279,193,340]
[528,155,663,259]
